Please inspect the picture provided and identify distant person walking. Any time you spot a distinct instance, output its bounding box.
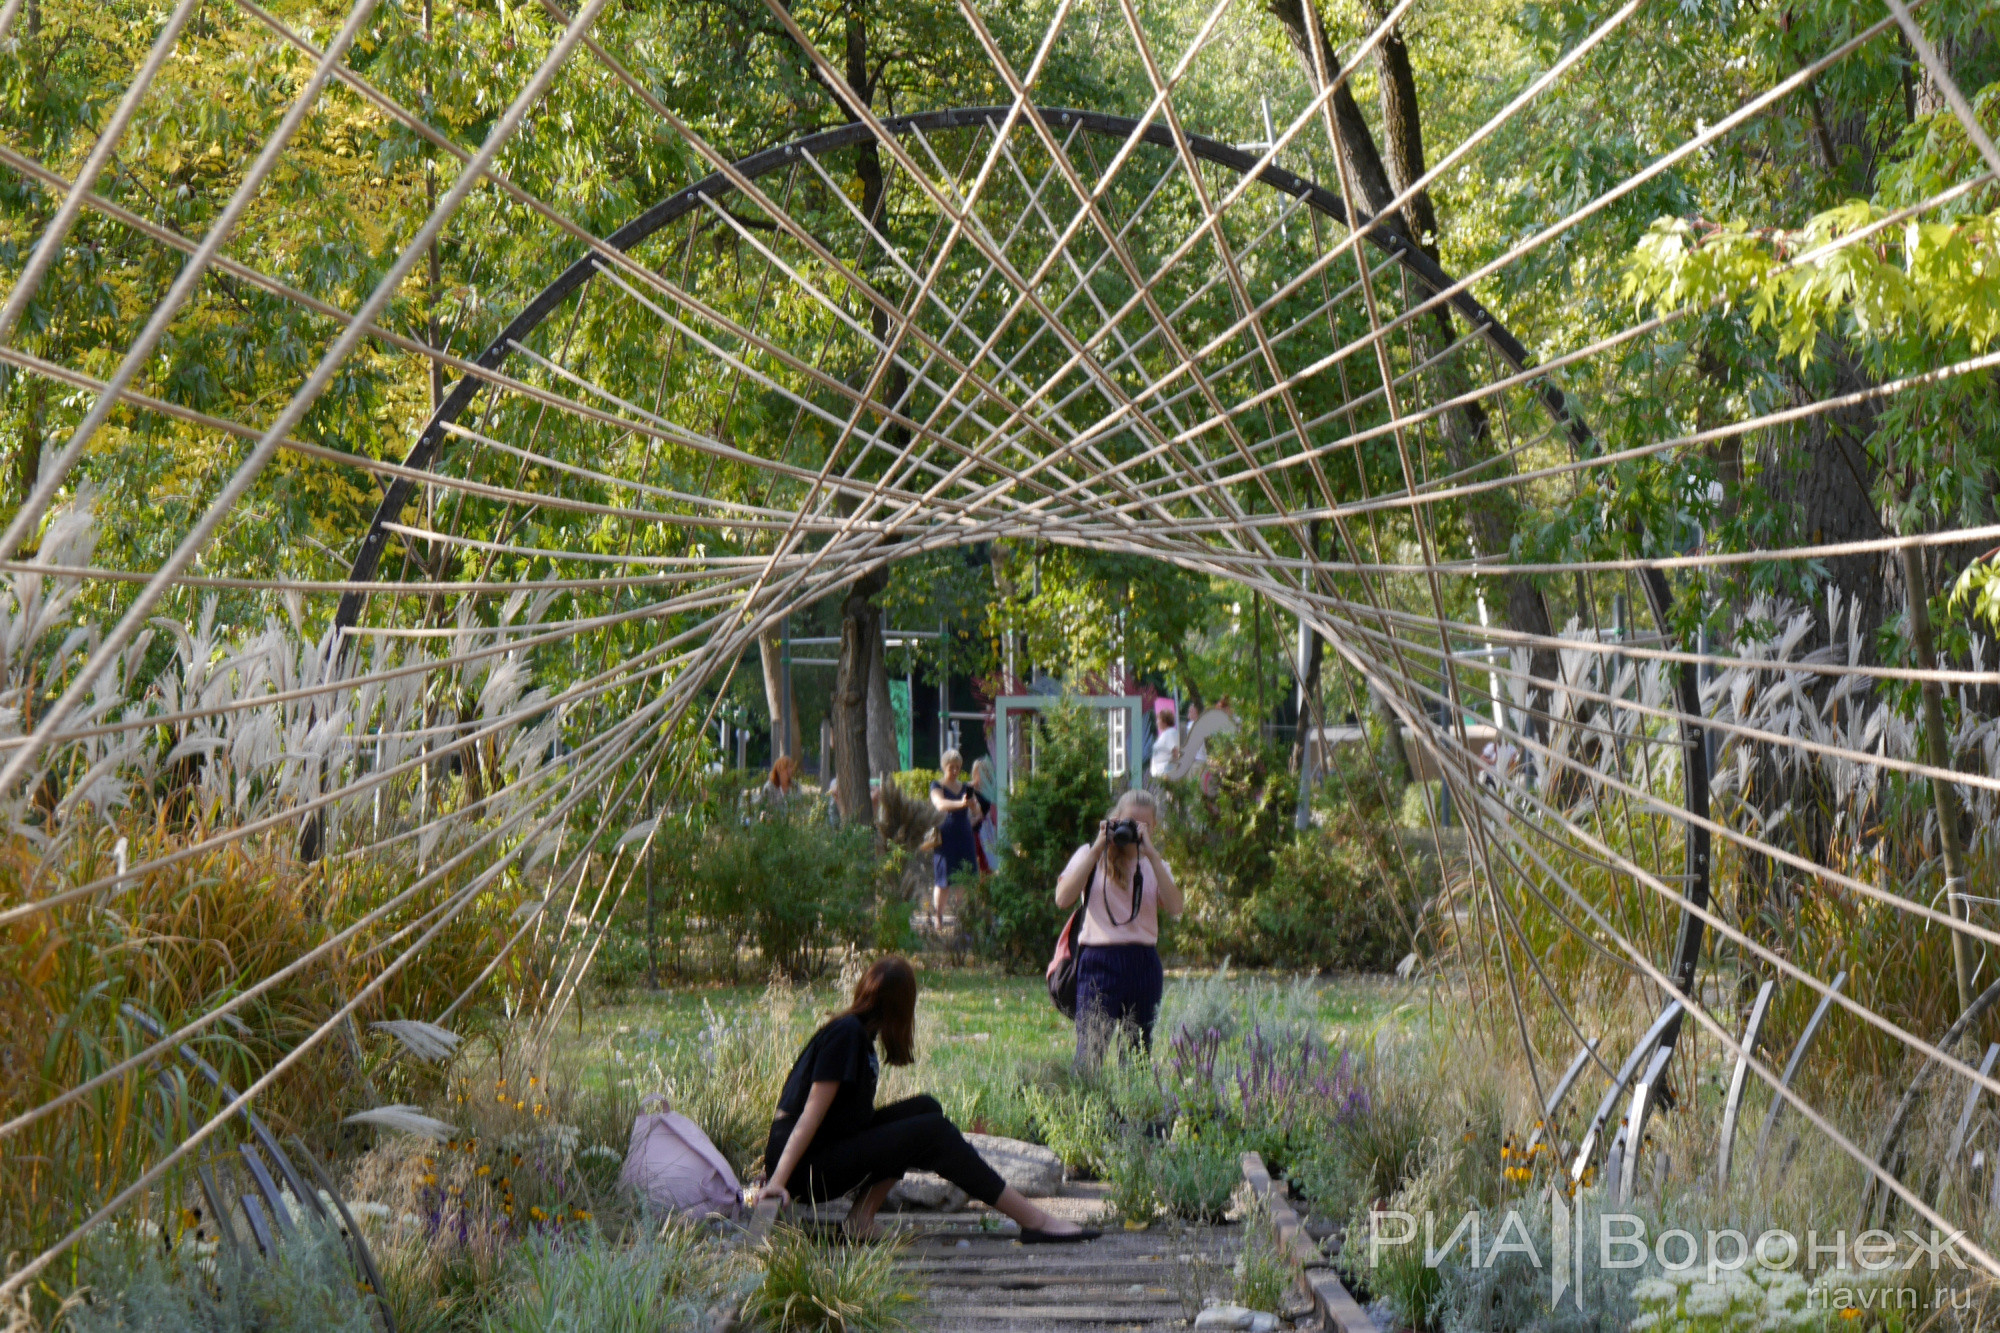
[1149,706,1179,778]
[759,755,801,808]
[968,756,999,875]
[1054,789,1182,1063]
[929,750,984,930]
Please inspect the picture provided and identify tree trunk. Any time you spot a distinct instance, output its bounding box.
[759,629,801,760]
[834,571,886,825]
[1269,0,1560,736]
[1362,0,1439,254]
[1265,0,1408,240]
[866,602,899,774]
[826,1,902,798]
[1899,540,1975,1014]
[1759,345,1893,654]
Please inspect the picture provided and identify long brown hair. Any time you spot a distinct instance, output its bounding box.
[836,956,917,1066]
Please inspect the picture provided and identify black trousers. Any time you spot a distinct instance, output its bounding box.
[767,1095,1007,1206]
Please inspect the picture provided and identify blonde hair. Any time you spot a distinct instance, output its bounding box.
[969,757,994,787]
[940,748,964,773]
[1108,788,1159,822]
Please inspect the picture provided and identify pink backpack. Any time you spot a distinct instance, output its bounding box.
[620,1094,742,1218]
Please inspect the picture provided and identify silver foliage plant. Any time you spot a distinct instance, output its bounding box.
[0,494,568,861]
[1704,591,1999,875]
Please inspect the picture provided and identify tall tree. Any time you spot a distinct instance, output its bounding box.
[817,0,908,793]
[834,568,889,823]
[1264,0,1563,736]
[759,629,802,760]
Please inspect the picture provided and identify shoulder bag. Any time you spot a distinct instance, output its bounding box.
[1047,856,1143,1017]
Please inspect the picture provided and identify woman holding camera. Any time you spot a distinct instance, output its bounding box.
[1054,789,1182,1061]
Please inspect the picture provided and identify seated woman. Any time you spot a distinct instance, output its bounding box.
[758,957,1098,1243]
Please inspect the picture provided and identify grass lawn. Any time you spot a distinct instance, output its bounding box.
[568,965,1424,1145]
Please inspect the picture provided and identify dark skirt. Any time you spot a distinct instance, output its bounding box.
[933,848,977,889]
[1074,943,1164,1062]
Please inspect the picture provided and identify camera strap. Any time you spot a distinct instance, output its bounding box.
[1095,853,1143,927]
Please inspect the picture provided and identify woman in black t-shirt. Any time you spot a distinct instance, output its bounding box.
[758,957,1098,1242]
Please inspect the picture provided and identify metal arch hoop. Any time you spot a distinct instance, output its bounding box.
[335,104,1712,1036]
[334,105,1572,623]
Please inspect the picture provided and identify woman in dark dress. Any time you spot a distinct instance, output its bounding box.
[929,750,983,931]
[757,957,1096,1242]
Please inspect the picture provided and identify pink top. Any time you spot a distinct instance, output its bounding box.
[1062,843,1177,947]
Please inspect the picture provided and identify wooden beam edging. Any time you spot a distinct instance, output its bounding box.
[1242,1151,1379,1333]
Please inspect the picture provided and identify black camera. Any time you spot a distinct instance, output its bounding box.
[1107,818,1142,846]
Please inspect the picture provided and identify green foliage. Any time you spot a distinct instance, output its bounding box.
[1159,734,1297,918]
[886,770,940,804]
[0,821,539,1270]
[1423,1193,1662,1333]
[1150,1129,1240,1223]
[967,703,1113,966]
[662,809,887,980]
[60,1222,379,1333]
[1263,826,1416,973]
[1230,1202,1293,1316]
[744,1228,920,1333]
[1949,553,2000,636]
[1101,1129,1161,1230]
[610,990,819,1178]
[989,545,1221,686]
[479,1224,731,1333]
[1623,1268,1824,1333]
[1287,1066,1443,1227]
[1021,1085,1114,1178]
[1159,736,1419,970]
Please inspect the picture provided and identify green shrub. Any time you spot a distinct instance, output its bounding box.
[1159,734,1420,970]
[1424,1192,1655,1333]
[1022,1085,1113,1178]
[60,1221,378,1333]
[1159,733,1297,910]
[481,1223,733,1333]
[1231,1200,1293,1314]
[966,702,1113,965]
[1258,827,1414,972]
[1287,1068,1438,1224]
[886,770,939,804]
[649,809,886,979]
[745,1227,919,1333]
[1152,1130,1240,1222]
[1101,1129,1160,1229]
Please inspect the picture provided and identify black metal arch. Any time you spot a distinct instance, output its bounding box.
[337,107,1709,1078]
[335,105,1571,626]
